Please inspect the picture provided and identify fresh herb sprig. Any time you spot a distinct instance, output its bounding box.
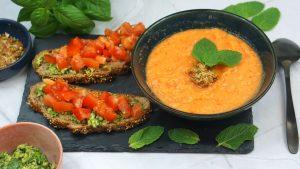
[12,0,112,38]
[192,38,242,67]
[216,123,258,150]
[128,126,164,149]
[224,1,281,31]
[168,128,200,145]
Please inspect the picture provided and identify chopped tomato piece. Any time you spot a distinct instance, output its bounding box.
[121,35,137,50]
[43,94,74,113]
[111,46,128,61]
[72,108,91,121]
[100,91,110,101]
[106,95,119,111]
[44,54,56,64]
[82,94,98,109]
[43,94,57,108]
[102,49,111,58]
[117,96,132,118]
[132,103,144,120]
[105,29,120,45]
[92,40,105,53]
[53,101,74,113]
[70,55,85,71]
[43,84,52,94]
[59,46,68,57]
[118,22,133,36]
[95,56,106,64]
[133,23,146,36]
[67,37,83,57]
[59,91,78,102]
[56,55,69,69]
[72,97,83,108]
[81,45,98,58]
[93,101,117,122]
[82,58,100,68]
[52,79,69,92]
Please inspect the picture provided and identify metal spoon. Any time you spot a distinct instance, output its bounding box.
[273,38,300,154]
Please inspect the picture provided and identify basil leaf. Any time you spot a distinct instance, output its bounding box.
[217,50,242,67]
[12,0,56,9]
[168,128,199,145]
[129,126,164,149]
[75,0,112,21]
[192,38,218,67]
[31,8,50,26]
[60,0,74,5]
[53,4,95,30]
[252,7,281,31]
[224,1,265,18]
[17,8,33,22]
[29,17,59,38]
[216,123,258,150]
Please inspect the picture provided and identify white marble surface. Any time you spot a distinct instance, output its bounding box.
[1,0,300,168]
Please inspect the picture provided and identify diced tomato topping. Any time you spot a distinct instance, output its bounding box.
[93,101,117,122]
[106,95,119,111]
[52,79,69,91]
[44,54,56,64]
[59,91,78,102]
[59,46,68,57]
[117,96,132,118]
[82,58,100,69]
[43,84,52,94]
[133,23,146,36]
[67,37,83,57]
[56,55,69,69]
[118,22,133,36]
[43,94,74,113]
[95,56,106,64]
[121,35,137,50]
[111,46,128,61]
[92,40,105,53]
[132,103,144,120]
[72,108,91,121]
[102,49,111,58]
[72,97,83,108]
[82,94,98,109]
[70,55,85,71]
[105,29,120,45]
[81,45,98,58]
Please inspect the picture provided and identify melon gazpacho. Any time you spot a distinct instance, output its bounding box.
[146,28,263,114]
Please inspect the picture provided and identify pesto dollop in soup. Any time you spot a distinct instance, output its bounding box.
[0,144,55,169]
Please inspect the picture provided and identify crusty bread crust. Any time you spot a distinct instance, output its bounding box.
[32,49,130,84]
[27,82,151,134]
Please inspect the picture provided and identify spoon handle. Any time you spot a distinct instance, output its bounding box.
[283,61,299,154]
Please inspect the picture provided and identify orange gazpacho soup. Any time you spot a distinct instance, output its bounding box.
[146,28,263,114]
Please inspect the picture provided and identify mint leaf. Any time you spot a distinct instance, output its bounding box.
[192,38,218,67]
[217,50,242,67]
[75,0,112,21]
[129,126,164,149]
[252,7,281,31]
[31,8,50,26]
[224,1,265,18]
[17,8,33,22]
[53,4,95,30]
[168,128,200,145]
[216,123,258,150]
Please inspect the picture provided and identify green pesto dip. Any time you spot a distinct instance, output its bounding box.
[0,144,55,169]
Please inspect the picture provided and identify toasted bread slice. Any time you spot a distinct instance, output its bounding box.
[32,49,130,84]
[27,82,151,134]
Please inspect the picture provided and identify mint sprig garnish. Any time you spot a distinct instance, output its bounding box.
[168,128,200,145]
[216,123,258,150]
[192,38,242,67]
[224,1,281,31]
[128,126,164,149]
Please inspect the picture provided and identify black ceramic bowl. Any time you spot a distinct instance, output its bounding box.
[132,9,277,120]
[0,19,32,81]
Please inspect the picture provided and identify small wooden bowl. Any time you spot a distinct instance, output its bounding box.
[0,122,63,168]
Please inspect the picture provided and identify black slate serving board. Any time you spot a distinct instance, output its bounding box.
[18,34,254,154]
